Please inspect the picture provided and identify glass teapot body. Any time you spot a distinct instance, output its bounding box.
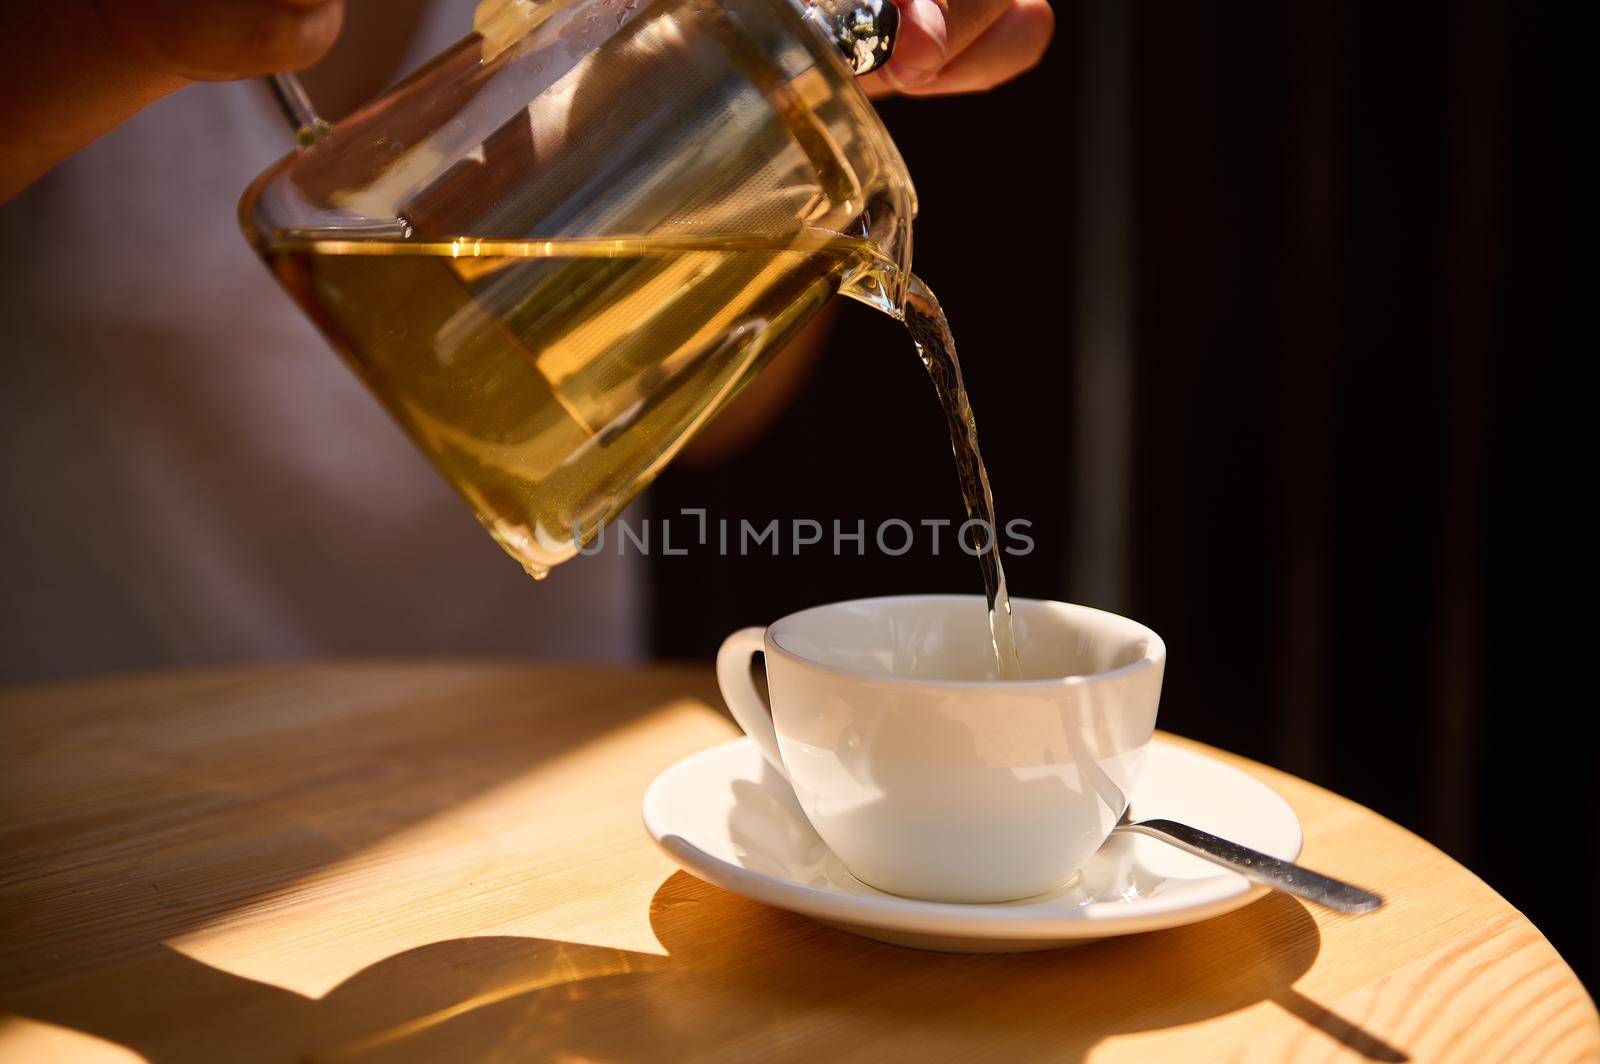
[241,0,914,573]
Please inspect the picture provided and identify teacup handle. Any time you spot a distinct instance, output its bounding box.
[715,627,788,779]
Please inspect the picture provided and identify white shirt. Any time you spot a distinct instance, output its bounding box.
[0,7,644,683]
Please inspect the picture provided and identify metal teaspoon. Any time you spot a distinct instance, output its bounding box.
[1113,812,1385,915]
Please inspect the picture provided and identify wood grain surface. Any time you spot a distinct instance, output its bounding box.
[0,662,1593,1062]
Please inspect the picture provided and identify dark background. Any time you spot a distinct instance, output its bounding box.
[650,1,1594,985]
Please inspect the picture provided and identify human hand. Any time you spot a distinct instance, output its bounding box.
[91,0,345,82]
[0,0,346,203]
[861,0,1052,96]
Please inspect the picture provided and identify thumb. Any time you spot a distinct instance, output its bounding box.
[103,0,345,82]
[882,0,948,91]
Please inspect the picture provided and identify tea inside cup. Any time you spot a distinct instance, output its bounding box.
[770,594,1157,683]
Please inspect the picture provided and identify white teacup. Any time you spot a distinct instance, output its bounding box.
[716,595,1166,903]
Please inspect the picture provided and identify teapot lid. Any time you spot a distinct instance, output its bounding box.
[801,0,898,75]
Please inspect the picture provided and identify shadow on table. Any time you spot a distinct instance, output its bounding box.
[5,873,1406,1062]
[0,661,718,978]
[0,664,1406,1060]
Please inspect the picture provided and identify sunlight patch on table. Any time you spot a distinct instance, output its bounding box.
[0,1017,144,1063]
[166,698,735,998]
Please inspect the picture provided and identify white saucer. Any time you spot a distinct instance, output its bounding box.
[643,736,1303,952]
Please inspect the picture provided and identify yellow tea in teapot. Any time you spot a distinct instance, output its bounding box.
[260,231,879,578]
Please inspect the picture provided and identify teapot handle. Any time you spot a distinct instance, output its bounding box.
[265,73,331,149]
[264,0,896,148]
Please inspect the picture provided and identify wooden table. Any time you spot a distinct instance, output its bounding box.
[0,662,1593,1062]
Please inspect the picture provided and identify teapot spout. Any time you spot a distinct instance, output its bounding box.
[837,185,914,313]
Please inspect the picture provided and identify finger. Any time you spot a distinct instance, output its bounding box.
[937,0,1024,56]
[111,0,346,81]
[892,0,1052,96]
[880,0,1036,92]
[879,0,948,92]
[856,69,897,98]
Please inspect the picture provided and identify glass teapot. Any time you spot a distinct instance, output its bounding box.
[240,0,916,577]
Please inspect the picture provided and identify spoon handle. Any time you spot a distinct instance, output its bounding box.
[1118,818,1384,915]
